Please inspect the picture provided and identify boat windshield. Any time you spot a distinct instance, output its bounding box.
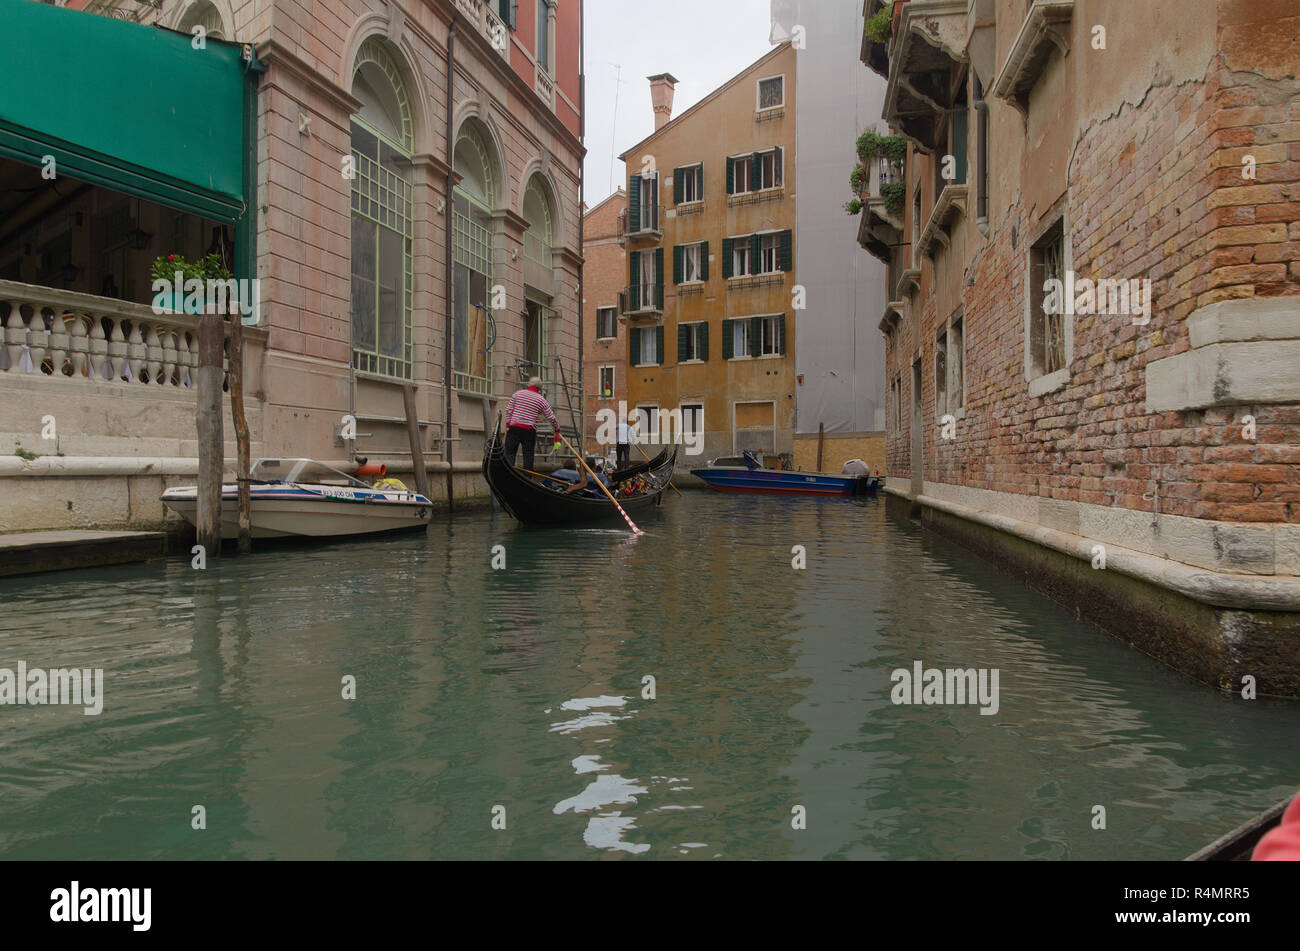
[250,458,368,487]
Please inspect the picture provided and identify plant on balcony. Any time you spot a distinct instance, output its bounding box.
[850,165,866,195]
[150,252,233,314]
[864,2,894,45]
[844,198,863,216]
[881,182,906,216]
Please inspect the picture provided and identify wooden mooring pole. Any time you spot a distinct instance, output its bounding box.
[195,309,225,557]
[403,384,432,500]
[228,311,252,554]
[816,421,825,473]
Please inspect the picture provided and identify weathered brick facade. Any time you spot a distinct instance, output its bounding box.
[581,189,627,449]
[862,0,1300,692]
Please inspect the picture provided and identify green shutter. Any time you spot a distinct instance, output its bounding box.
[722,238,733,278]
[673,245,683,285]
[777,315,786,355]
[655,326,665,366]
[750,234,761,271]
[751,152,761,187]
[629,250,641,311]
[699,322,709,362]
[726,157,735,195]
[498,0,515,27]
[654,248,665,308]
[678,322,689,361]
[701,241,709,281]
[749,317,762,357]
[953,107,969,186]
[780,230,793,272]
[629,327,641,366]
[722,319,734,359]
[674,166,684,204]
[628,175,641,232]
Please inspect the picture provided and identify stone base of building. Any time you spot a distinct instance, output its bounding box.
[885,486,1300,699]
[0,459,491,534]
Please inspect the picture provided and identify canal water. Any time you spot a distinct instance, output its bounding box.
[2,493,1298,860]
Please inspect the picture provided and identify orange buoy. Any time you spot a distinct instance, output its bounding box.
[355,463,387,477]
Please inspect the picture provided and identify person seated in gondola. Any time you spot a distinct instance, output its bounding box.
[550,458,612,497]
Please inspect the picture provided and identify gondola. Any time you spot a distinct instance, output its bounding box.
[1185,798,1290,861]
[483,420,678,526]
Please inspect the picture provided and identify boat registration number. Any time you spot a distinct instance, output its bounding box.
[317,486,358,500]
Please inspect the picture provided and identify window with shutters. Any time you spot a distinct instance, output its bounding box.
[730,239,751,277]
[498,0,516,28]
[759,149,783,189]
[683,243,702,283]
[598,365,615,398]
[731,155,751,194]
[536,0,551,73]
[629,172,660,233]
[596,306,616,340]
[757,75,784,111]
[677,164,703,204]
[729,319,751,359]
[628,248,663,312]
[759,315,784,356]
[679,321,707,363]
[634,326,660,366]
[758,234,779,274]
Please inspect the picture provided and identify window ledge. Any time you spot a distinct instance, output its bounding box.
[726,188,785,208]
[1027,367,1069,398]
[918,184,968,259]
[755,107,785,122]
[992,0,1074,116]
[727,273,787,290]
[898,268,921,295]
[679,359,705,366]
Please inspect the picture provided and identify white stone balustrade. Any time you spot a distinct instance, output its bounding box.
[0,279,245,387]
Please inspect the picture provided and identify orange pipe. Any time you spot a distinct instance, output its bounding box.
[354,463,387,477]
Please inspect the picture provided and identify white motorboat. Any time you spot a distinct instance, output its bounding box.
[160,458,433,539]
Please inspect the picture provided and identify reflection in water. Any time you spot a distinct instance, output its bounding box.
[1,494,1298,860]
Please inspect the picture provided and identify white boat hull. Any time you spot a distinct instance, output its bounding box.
[161,485,432,539]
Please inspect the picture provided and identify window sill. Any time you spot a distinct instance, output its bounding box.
[726,188,785,208]
[679,359,705,366]
[596,336,617,343]
[755,107,785,122]
[1027,367,1069,398]
[634,363,661,369]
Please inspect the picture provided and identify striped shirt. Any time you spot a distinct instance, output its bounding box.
[505,386,559,430]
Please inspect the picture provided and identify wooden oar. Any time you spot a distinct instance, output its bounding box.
[555,432,644,536]
[635,442,683,498]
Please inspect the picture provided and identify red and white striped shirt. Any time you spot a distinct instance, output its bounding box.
[505,386,559,430]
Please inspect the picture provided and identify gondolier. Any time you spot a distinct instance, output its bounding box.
[616,416,635,469]
[504,377,561,471]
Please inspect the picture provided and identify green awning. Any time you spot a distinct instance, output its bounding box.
[0,0,248,222]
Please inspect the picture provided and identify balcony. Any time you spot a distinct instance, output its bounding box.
[859,0,893,78]
[622,284,663,318]
[534,67,556,110]
[858,157,905,264]
[992,1,1073,115]
[883,0,969,153]
[455,0,512,62]
[617,205,663,245]
[0,279,265,400]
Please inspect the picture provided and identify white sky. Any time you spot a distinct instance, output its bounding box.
[582,0,776,207]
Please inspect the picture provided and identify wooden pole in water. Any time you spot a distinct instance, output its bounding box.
[403,384,431,500]
[816,421,825,473]
[555,431,643,536]
[228,309,252,554]
[195,308,225,557]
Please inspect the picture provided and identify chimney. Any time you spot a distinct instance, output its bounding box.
[647,73,679,131]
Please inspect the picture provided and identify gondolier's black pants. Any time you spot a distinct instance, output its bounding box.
[616,441,630,469]
[505,425,538,471]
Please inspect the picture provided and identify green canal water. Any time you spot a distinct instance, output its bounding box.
[2,493,1297,860]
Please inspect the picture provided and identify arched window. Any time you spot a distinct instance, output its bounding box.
[522,176,552,265]
[177,1,227,41]
[350,39,413,379]
[452,123,496,394]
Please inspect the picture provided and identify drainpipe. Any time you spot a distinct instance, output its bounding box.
[444,22,457,513]
[973,73,989,237]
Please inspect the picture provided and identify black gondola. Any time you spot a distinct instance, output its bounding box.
[1185,798,1289,861]
[483,419,678,526]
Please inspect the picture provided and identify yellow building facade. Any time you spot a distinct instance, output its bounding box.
[618,45,797,464]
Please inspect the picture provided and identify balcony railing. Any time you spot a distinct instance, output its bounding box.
[624,284,662,315]
[617,205,663,242]
[0,280,259,388]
